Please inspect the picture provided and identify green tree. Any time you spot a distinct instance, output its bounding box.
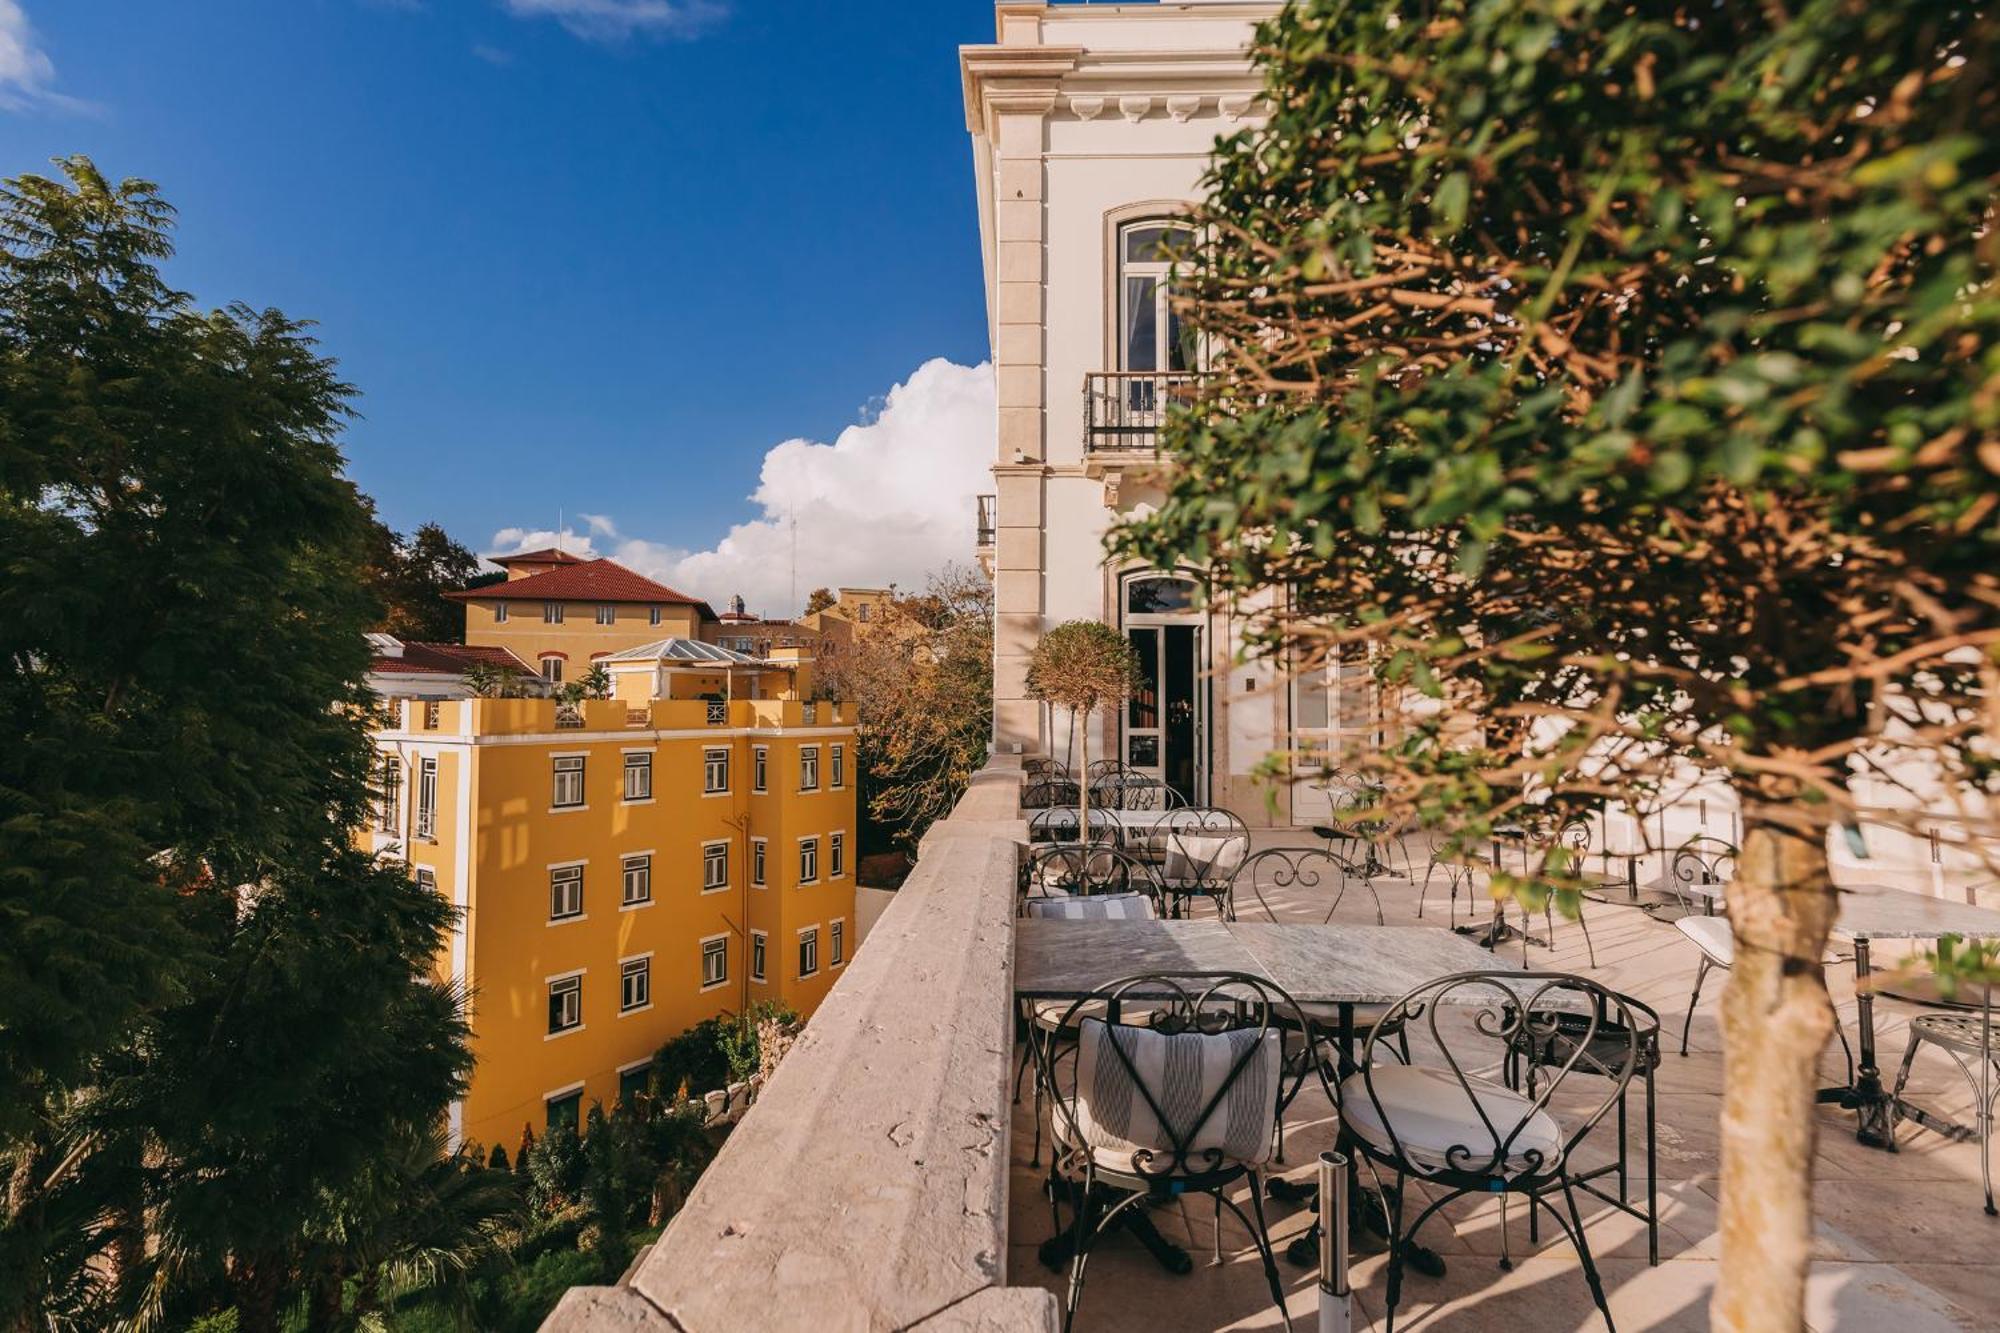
[1025,622,1139,835]
[1118,4,1999,1327]
[369,521,483,643]
[817,568,994,849]
[0,156,472,1331]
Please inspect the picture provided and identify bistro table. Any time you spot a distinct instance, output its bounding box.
[1817,882,2000,1148]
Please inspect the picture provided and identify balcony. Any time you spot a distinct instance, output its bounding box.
[544,760,1997,1332]
[1084,371,1201,455]
[976,493,996,549]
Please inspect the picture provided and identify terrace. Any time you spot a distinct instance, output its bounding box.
[546,759,1998,1332]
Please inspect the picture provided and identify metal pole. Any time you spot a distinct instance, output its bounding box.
[1317,1150,1351,1333]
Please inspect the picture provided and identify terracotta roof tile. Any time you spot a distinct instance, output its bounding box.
[371,642,535,676]
[446,558,711,612]
[489,547,587,566]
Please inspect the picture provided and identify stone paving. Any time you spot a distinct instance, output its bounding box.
[1007,831,2000,1331]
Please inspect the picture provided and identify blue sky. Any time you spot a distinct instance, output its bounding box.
[0,0,1001,609]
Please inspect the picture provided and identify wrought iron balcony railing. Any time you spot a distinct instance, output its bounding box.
[975,493,996,548]
[1083,371,1201,454]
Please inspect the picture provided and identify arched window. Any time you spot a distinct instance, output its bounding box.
[1124,573,1200,617]
[1117,220,1195,373]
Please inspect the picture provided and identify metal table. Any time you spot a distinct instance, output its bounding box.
[1817,882,2000,1147]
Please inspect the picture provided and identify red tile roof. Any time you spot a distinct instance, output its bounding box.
[489,547,587,566]
[446,558,713,614]
[370,642,535,676]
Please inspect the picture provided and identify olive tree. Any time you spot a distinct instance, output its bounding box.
[1026,621,1140,834]
[1117,3,1999,1327]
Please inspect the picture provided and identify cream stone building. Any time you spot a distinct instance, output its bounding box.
[963,2,1372,824]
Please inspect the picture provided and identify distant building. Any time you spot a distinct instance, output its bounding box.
[444,550,719,687]
[365,634,537,700]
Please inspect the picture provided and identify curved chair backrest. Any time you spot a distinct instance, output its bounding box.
[1085,759,1125,782]
[1025,756,1069,782]
[1037,970,1328,1181]
[1231,847,1382,925]
[1668,835,1737,910]
[1029,805,1114,845]
[1090,772,1183,812]
[1020,845,1165,916]
[1357,971,1639,1183]
[1163,807,1252,895]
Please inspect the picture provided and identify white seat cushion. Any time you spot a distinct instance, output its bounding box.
[1165,834,1249,884]
[1340,1065,1564,1178]
[1032,997,1161,1032]
[1072,1018,1279,1175]
[1021,891,1157,921]
[1674,914,1735,967]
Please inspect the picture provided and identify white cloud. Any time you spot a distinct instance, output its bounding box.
[500,0,724,42]
[488,357,996,617]
[0,1,89,113]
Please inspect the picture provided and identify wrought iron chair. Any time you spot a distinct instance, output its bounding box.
[1310,770,1410,878]
[1036,971,1332,1333]
[1339,971,1638,1332]
[1504,988,1663,1265]
[1029,806,1115,845]
[1160,807,1251,919]
[1089,770,1183,813]
[1892,984,2000,1215]
[1014,848,1167,1166]
[1023,774,1081,811]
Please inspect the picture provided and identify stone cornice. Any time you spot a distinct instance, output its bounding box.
[960,45,1083,133]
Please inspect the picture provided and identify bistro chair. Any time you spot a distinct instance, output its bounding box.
[1089,769,1183,813]
[1339,971,1638,1332]
[1024,773,1081,811]
[1030,806,1115,845]
[1161,807,1251,919]
[1014,848,1167,1166]
[1505,989,1663,1265]
[1671,889,1855,1078]
[1892,984,2000,1215]
[1036,971,1332,1333]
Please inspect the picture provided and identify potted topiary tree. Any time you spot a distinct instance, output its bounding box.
[1026,621,1139,837]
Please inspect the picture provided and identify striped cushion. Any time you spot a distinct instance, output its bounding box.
[1022,892,1157,921]
[1165,834,1249,884]
[1073,1018,1278,1175]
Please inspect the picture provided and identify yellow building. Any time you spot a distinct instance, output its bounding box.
[368,690,858,1148]
[446,549,719,686]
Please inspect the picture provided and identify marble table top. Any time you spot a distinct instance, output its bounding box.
[1836,883,2000,941]
[1013,919,1533,1006]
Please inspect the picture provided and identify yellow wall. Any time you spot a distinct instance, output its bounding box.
[462,599,706,677]
[372,698,857,1149]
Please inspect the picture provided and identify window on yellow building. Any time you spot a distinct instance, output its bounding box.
[751,838,766,887]
[751,930,767,982]
[800,746,820,792]
[376,757,401,834]
[621,854,652,906]
[704,747,729,794]
[545,1088,581,1132]
[618,1063,651,1104]
[595,604,616,626]
[540,655,564,684]
[549,864,584,920]
[649,605,663,626]
[831,744,845,789]
[623,751,652,801]
[543,602,564,624]
[798,837,819,885]
[701,937,728,990]
[831,918,845,967]
[753,746,767,792]
[415,758,437,841]
[415,867,436,896]
[552,755,585,808]
[702,842,729,893]
[494,603,509,623]
[547,975,582,1035]
[620,956,651,1012]
[830,832,844,879]
[798,927,819,979]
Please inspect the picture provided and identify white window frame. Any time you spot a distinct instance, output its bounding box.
[700,934,729,991]
[619,954,652,1014]
[830,831,845,880]
[540,655,564,684]
[800,745,820,793]
[623,750,653,802]
[798,836,819,885]
[548,862,585,922]
[753,746,768,793]
[797,926,819,980]
[494,602,509,623]
[750,930,768,983]
[596,604,617,626]
[831,917,845,967]
[649,605,663,626]
[1117,219,1196,373]
[751,837,767,888]
[704,747,730,795]
[415,866,437,895]
[551,754,586,810]
[544,602,564,624]
[702,840,730,894]
[546,971,583,1037]
[377,756,403,835]
[831,743,845,790]
[415,757,438,841]
[621,852,653,908]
